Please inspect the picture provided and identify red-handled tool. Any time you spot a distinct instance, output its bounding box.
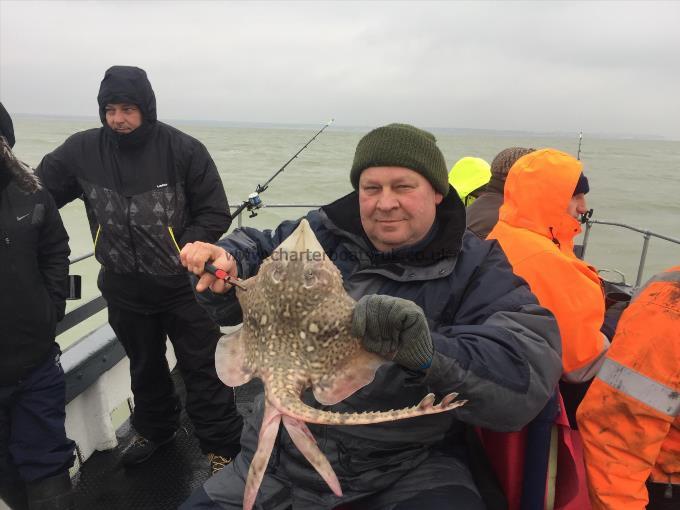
[204,263,248,291]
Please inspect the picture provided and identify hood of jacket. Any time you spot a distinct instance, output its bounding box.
[499,148,583,252]
[97,65,157,123]
[97,66,157,147]
[0,102,15,148]
[0,134,41,194]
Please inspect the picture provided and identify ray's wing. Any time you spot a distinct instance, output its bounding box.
[312,348,388,405]
[215,328,253,387]
[281,415,342,496]
[243,401,282,510]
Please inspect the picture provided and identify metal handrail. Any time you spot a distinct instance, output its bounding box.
[69,251,95,264]
[581,219,680,288]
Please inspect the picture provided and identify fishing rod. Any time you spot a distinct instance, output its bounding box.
[577,130,583,160]
[231,118,335,219]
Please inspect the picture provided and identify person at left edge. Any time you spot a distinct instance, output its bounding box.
[36,66,243,475]
[0,102,75,509]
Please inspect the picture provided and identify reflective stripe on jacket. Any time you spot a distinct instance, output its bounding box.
[487,148,606,379]
[577,266,680,510]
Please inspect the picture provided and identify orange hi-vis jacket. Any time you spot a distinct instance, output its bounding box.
[577,267,680,510]
[488,148,607,381]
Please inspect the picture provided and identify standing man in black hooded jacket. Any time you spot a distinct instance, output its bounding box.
[36,66,243,474]
[0,103,75,509]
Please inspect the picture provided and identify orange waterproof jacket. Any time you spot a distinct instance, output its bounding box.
[576,267,680,510]
[488,149,607,380]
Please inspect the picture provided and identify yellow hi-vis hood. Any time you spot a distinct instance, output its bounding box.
[448,157,491,203]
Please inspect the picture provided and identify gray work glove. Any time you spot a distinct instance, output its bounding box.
[352,294,434,370]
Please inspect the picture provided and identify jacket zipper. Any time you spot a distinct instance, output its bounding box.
[93,224,102,250]
[168,226,181,255]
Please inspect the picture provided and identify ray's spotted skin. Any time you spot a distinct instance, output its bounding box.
[215,219,466,510]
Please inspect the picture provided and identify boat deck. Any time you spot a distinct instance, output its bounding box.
[70,371,262,509]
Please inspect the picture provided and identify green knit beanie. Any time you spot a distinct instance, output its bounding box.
[350,123,449,196]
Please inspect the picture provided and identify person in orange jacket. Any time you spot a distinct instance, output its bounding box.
[577,266,680,510]
[488,148,608,382]
[482,148,609,509]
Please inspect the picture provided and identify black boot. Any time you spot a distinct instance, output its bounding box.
[25,472,73,510]
[0,480,28,510]
[121,431,177,467]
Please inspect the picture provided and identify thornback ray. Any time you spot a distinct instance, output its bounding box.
[215,219,466,510]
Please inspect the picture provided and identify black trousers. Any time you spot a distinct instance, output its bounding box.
[647,481,680,510]
[108,298,243,457]
[181,484,484,510]
[0,344,75,483]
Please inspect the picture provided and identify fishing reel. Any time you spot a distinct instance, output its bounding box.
[246,192,263,218]
[231,119,333,222]
[580,208,594,224]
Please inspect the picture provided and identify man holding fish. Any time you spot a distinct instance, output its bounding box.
[180,123,563,510]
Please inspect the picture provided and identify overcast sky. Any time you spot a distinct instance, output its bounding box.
[1,1,679,139]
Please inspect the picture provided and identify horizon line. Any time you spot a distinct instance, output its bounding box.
[11,112,676,142]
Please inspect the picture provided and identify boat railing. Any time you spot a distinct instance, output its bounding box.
[581,219,680,288]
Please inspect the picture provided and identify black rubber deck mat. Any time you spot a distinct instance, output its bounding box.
[70,369,263,509]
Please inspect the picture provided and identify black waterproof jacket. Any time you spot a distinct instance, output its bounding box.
[0,146,70,385]
[36,66,231,310]
[197,190,563,508]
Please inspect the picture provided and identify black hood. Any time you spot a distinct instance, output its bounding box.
[0,102,15,148]
[97,66,157,124]
[97,66,157,148]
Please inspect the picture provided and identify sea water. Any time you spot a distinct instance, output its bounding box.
[10,116,680,347]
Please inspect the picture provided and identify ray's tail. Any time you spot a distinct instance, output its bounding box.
[271,391,466,425]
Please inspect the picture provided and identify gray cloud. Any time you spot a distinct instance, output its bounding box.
[1,0,678,138]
